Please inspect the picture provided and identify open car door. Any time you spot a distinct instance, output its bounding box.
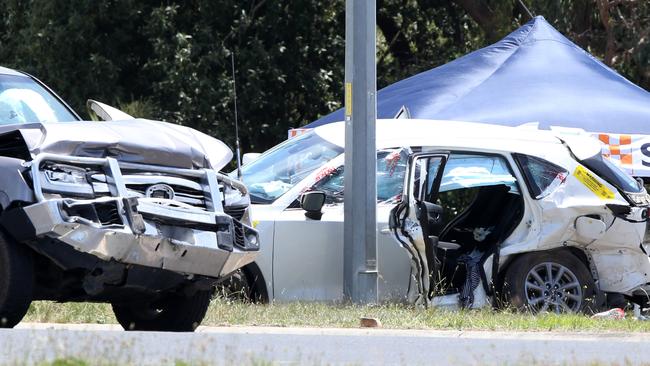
[389,152,448,306]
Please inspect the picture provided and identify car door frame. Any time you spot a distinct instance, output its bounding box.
[390,151,449,304]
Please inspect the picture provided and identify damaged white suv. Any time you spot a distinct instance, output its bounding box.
[0,67,258,330]
[241,119,650,313]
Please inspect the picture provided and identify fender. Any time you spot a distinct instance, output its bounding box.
[0,156,34,209]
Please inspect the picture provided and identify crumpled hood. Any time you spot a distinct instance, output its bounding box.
[0,119,233,171]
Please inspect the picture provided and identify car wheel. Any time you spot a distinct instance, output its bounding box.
[0,231,34,328]
[217,269,253,302]
[112,290,212,332]
[503,251,596,314]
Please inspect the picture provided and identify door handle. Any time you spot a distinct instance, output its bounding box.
[380,227,392,235]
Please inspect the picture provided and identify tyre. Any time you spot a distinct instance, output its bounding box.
[0,231,34,328]
[112,290,212,332]
[217,269,253,302]
[502,251,596,314]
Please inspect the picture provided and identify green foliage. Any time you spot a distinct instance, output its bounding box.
[43,359,89,366]
[0,1,648,154]
[117,99,158,119]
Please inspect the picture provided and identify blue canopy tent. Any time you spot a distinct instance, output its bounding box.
[303,16,650,176]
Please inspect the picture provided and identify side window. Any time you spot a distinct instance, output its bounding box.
[414,155,444,202]
[437,153,520,227]
[439,154,518,193]
[309,148,409,205]
[514,154,568,199]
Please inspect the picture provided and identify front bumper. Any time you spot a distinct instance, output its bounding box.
[16,154,259,278]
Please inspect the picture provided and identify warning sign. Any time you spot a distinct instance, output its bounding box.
[573,165,616,200]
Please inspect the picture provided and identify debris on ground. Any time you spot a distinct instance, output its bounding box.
[591,308,625,320]
[360,317,382,328]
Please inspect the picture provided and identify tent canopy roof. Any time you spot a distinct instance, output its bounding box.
[307,16,650,134]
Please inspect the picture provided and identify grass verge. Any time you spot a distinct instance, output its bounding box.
[23,299,650,332]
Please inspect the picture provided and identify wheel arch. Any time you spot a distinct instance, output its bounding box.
[493,246,605,314]
[241,262,269,303]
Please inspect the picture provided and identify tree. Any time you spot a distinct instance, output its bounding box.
[1,0,648,154]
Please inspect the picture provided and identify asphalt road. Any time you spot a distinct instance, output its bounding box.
[2,323,649,365]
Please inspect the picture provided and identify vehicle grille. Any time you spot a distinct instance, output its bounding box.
[224,205,246,220]
[126,183,207,209]
[95,201,122,226]
[233,222,245,248]
[120,170,208,210]
[60,200,122,227]
[224,205,247,248]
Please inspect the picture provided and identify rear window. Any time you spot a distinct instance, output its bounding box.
[514,154,568,199]
[581,153,642,193]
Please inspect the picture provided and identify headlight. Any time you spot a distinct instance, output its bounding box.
[40,163,95,198]
[222,183,251,207]
[627,191,650,206]
[44,164,88,185]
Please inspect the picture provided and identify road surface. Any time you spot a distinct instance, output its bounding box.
[3,323,649,365]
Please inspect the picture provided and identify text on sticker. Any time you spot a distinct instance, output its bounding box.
[573,165,615,200]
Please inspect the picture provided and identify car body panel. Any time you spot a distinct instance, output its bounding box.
[269,204,411,302]
[0,120,233,172]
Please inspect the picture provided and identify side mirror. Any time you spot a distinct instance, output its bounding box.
[300,191,325,220]
[87,99,135,121]
[242,153,262,165]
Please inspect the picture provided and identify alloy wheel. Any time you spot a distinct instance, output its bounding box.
[524,262,583,313]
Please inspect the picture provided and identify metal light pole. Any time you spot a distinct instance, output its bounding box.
[343,0,378,303]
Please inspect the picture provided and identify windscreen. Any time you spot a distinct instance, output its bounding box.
[241,131,343,203]
[0,74,77,124]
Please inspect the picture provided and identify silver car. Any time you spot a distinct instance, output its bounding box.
[0,67,258,331]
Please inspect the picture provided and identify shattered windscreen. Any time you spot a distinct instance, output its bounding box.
[241,131,343,203]
[0,75,77,125]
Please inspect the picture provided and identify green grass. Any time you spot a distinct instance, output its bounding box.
[22,299,650,333]
[36,358,278,366]
[25,302,118,324]
[40,359,90,366]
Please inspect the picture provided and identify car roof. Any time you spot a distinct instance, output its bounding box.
[314,119,570,157]
[0,66,26,77]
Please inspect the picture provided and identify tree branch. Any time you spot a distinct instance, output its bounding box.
[376,1,413,68]
[597,0,617,65]
[452,0,502,42]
